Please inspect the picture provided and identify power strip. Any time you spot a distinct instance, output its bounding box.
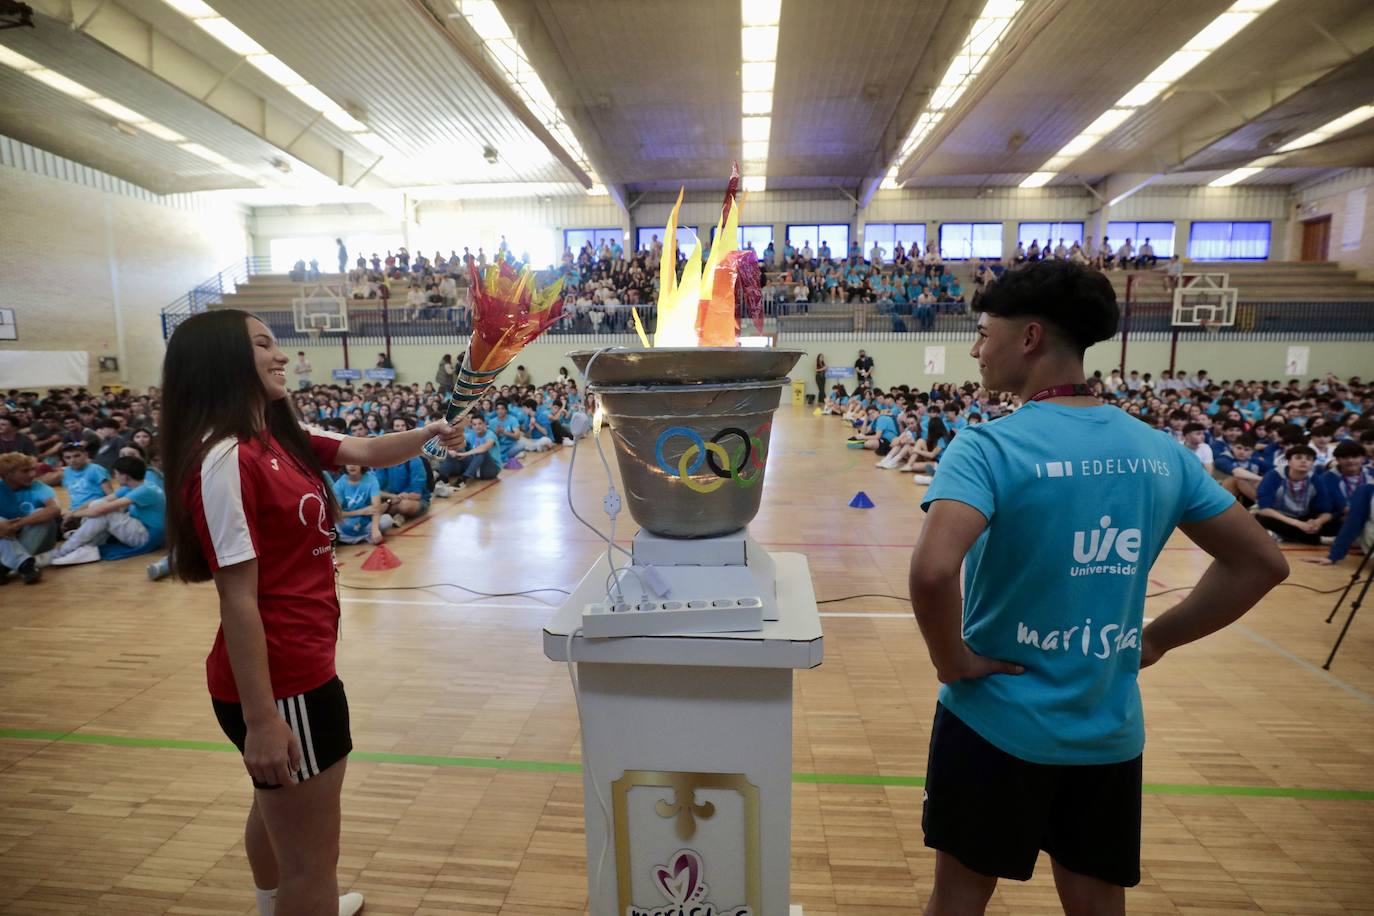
[581,596,764,637]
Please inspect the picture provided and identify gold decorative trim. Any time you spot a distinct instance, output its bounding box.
[612,770,760,913]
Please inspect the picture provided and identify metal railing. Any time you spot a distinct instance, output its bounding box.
[193,298,1374,348]
[160,255,273,339]
[1118,300,1374,340]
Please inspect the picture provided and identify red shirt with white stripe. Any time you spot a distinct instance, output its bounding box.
[188,428,346,701]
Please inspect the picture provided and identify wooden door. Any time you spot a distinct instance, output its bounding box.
[1300,215,1331,261]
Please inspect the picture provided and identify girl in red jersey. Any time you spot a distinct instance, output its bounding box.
[161,310,464,916]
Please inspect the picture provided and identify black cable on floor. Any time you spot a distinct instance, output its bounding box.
[338,575,1369,605]
[339,582,572,599]
[813,579,1371,605]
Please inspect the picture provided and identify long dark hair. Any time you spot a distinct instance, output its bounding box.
[162,309,339,583]
[925,416,949,449]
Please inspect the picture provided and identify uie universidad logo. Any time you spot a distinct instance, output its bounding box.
[1070,515,1141,577]
[627,849,751,916]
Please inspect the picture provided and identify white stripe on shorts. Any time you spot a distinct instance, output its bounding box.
[282,695,308,780]
[296,694,321,778]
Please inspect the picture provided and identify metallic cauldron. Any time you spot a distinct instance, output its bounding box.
[571,348,805,538]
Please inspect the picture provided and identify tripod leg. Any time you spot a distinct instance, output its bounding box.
[1324,570,1373,670]
[1325,548,1373,624]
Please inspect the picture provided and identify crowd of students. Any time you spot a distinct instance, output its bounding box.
[0,390,167,584]
[0,365,593,581]
[824,369,1374,562]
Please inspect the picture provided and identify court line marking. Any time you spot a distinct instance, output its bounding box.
[1232,622,1374,707]
[0,728,1368,801]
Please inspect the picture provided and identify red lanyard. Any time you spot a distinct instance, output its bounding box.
[1029,383,1093,402]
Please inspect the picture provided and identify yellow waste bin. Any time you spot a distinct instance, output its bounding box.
[791,378,806,405]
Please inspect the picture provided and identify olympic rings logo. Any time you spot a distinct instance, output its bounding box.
[654,424,772,493]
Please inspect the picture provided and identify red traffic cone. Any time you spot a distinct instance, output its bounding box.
[361,544,402,570]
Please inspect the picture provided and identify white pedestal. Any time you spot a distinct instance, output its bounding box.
[544,552,822,916]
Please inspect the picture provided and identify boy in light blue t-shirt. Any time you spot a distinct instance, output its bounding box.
[57,444,112,513]
[50,455,164,565]
[332,465,393,544]
[910,259,1287,911]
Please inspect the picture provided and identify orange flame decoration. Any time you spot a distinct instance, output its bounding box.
[468,260,566,372]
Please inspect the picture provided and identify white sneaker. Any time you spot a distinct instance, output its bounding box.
[339,891,364,916]
[433,482,454,498]
[391,514,405,527]
[34,551,53,569]
[1320,535,1335,546]
[562,438,574,446]
[50,545,100,566]
[912,474,934,485]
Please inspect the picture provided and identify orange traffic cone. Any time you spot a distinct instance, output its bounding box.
[361,544,402,570]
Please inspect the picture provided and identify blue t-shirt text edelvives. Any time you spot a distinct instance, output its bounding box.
[921,402,1234,765]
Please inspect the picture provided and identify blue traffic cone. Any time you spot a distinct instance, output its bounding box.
[849,491,875,509]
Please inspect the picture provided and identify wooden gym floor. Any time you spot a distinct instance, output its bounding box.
[1,404,1372,915]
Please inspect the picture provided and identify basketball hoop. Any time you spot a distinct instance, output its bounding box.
[1200,319,1221,336]
[306,327,321,341]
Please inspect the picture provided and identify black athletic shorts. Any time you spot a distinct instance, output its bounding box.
[922,702,1142,887]
[213,676,352,790]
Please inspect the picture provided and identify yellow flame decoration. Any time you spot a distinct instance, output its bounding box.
[635,183,744,348]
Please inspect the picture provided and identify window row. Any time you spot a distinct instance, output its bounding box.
[565,220,1272,264]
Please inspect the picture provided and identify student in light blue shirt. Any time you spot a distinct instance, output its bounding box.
[378,417,432,523]
[909,259,1286,908]
[441,417,501,482]
[332,465,392,544]
[0,453,61,581]
[57,444,112,511]
[49,455,164,564]
[491,403,523,461]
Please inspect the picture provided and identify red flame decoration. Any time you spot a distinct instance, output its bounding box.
[467,260,566,372]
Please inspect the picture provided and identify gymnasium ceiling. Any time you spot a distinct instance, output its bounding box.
[0,0,1373,204]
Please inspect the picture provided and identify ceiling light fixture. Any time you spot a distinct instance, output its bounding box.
[452,0,603,193]
[0,45,258,184]
[883,0,1025,190]
[1276,104,1374,153]
[1207,166,1265,187]
[1207,103,1374,187]
[158,0,392,172]
[1019,0,1278,189]
[738,0,779,192]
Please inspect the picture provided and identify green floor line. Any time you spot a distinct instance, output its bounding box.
[3,728,1371,801]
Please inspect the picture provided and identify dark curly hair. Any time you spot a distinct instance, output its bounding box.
[979,259,1119,352]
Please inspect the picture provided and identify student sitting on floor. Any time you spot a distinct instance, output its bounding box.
[49,456,165,566]
[1215,434,1269,505]
[438,416,502,484]
[1255,445,1339,544]
[332,464,393,545]
[876,412,922,469]
[1308,482,1373,566]
[518,398,556,452]
[0,451,61,584]
[902,417,951,485]
[45,444,114,529]
[860,405,900,454]
[377,417,431,526]
[1323,440,1369,526]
